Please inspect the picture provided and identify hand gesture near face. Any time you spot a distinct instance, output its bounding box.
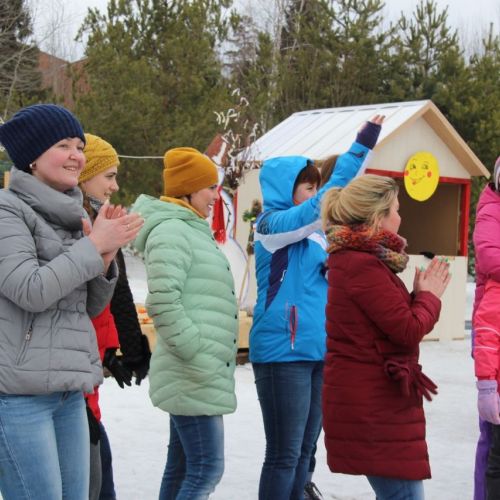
[83,200,144,255]
[413,257,451,298]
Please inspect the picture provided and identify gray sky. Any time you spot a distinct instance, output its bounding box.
[31,0,500,61]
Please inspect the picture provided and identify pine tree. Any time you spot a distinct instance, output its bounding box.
[73,0,236,204]
[389,0,463,100]
[238,0,398,126]
[0,0,41,118]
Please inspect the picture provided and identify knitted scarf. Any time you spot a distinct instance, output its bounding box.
[325,223,409,273]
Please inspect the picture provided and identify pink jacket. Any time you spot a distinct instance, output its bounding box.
[473,279,500,387]
[473,184,500,313]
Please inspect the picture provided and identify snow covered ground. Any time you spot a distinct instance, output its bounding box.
[100,255,478,499]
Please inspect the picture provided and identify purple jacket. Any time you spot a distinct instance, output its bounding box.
[473,184,500,313]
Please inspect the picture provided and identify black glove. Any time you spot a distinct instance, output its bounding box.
[132,358,150,386]
[85,402,101,445]
[103,348,132,389]
[124,335,151,386]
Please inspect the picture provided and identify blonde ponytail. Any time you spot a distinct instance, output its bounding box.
[321,187,343,229]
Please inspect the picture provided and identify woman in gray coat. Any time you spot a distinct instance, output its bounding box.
[0,104,143,500]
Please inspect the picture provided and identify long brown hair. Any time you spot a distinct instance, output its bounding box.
[316,154,339,188]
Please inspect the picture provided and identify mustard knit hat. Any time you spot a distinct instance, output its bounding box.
[163,147,218,197]
[79,133,120,183]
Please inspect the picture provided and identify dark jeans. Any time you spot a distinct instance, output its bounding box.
[476,417,492,500]
[89,442,102,500]
[99,422,116,500]
[159,414,224,500]
[253,361,323,500]
[487,423,500,499]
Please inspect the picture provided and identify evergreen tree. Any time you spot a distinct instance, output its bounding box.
[436,25,500,272]
[389,0,463,100]
[0,0,41,119]
[74,0,235,204]
[230,0,398,127]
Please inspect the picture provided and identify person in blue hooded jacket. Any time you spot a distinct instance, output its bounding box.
[250,115,384,500]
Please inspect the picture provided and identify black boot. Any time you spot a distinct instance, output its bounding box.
[304,481,323,500]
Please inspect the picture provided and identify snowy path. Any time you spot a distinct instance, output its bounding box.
[102,253,477,499]
[102,337,476,500]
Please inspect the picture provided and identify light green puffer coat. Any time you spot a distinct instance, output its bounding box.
[132,195,238,416]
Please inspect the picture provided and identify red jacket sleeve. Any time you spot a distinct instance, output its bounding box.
[473,279,500,380]
[91,304,120,361]
[348,255,441,350]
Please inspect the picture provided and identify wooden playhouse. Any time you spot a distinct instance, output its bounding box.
[235,100,489,342]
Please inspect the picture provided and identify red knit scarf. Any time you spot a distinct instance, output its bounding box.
[325,223,409,273]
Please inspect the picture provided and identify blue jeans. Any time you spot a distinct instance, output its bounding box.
[0,391,89,500]
[253,361,323,500]
[159,414,224,500]
[367,476,425,500]
[99,422,116,500]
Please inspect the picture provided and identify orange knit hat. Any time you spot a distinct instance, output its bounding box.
[163,147,218,197]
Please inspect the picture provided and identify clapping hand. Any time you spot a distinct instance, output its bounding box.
[84,200,144,256]
[413,256,451,298]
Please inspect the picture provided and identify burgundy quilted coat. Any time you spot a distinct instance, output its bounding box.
[323,250,441,480]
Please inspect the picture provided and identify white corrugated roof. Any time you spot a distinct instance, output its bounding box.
[242,100,428,159]
[239,100,489,177]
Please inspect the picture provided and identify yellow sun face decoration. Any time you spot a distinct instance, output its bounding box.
[404,152,440,201]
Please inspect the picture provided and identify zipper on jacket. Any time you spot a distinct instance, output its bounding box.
[289,305,298,350]
[16,324,33,365]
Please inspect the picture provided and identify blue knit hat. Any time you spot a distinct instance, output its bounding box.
[0,104,85,171]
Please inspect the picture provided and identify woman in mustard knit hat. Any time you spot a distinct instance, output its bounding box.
[132,147,238,499]
[79,133,152,500]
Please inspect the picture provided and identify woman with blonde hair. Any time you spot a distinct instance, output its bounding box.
[321,174,450,500]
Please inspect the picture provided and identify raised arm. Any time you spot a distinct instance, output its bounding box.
[256,118,383,252]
